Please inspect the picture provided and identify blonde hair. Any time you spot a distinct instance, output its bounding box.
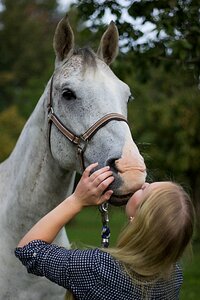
[65,292,73,300]
[66,182,195,299]
[107,182,194,278]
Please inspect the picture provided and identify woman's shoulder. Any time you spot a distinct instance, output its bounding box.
[90,248,122,268]
[71,248,119,269]
[174,262,183,284]
[91,249,133,286]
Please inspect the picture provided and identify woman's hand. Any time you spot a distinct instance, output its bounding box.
[73,162,114,207]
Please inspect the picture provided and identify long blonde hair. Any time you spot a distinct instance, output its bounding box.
[107,182,194,278]
[66,182,195,299]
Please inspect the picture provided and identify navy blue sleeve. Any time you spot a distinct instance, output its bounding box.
[15,240,101,294]
[15,240,72,289]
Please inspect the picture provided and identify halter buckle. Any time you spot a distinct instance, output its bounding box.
[77,136,88,153]
[47,107,54,121]
[77,136,88,171]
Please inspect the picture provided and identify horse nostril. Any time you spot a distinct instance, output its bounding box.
[106,158,118,173]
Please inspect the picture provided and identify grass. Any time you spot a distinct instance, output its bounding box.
[180,242,200,300]
[66,206,126,247]
[66,206,200,299]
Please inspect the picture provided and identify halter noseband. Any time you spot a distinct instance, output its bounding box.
[47,75,128,171]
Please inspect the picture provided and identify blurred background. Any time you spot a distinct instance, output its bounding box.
[0,0,199,299]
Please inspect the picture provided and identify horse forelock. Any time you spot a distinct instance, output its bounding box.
[56,47,98,78]
[73,47,97,69]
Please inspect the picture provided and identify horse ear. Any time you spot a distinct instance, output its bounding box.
[97,21,119,65]
[53,14,74,62]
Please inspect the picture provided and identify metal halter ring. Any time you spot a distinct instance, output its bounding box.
[99,202,110,248]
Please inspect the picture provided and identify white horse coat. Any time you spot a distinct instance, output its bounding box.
[0,17,146,300]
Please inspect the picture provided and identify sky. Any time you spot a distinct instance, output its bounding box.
[58,0,76,11]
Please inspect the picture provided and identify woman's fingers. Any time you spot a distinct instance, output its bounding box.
[96,175,115,194]
[101,190,113,202]
[82,163,115,200]
[83,163,112,184]
[93,170,113,186]
[83,162,98,178]
[90,165,111,181]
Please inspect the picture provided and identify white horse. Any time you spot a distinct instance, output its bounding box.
[0,16,146,300]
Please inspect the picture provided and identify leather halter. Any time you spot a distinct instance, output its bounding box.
[47,75,128,170]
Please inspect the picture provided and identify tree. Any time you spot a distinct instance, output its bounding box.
[0,0,63,161]
[74,0,200,84]
[0,106,25,161]
[124,54,200,237]
[0,0,59,116]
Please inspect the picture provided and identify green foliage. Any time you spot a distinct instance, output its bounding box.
[0,0,58,115]
[128,64,200,179]
[134,62,199,216]
[0,105,25,161]
[74,0,200,83]
[0,0,62,161]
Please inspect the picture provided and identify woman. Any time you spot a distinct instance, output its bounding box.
[15,163,195,299]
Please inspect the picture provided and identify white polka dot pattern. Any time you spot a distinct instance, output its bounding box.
[15,240,183,299]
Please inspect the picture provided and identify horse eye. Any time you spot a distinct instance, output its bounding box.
[128,94,134,102]
[62,89,76,101]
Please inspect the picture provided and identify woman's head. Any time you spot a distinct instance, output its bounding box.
[115,182,195,277]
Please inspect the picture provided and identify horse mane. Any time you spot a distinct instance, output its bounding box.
[73,47,97,69]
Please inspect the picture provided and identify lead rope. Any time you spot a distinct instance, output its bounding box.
[99,202,110,248]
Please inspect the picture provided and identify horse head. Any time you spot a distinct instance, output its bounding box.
[48,15,146,206]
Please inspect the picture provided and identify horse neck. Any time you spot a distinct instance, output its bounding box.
[1,83,75,230]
